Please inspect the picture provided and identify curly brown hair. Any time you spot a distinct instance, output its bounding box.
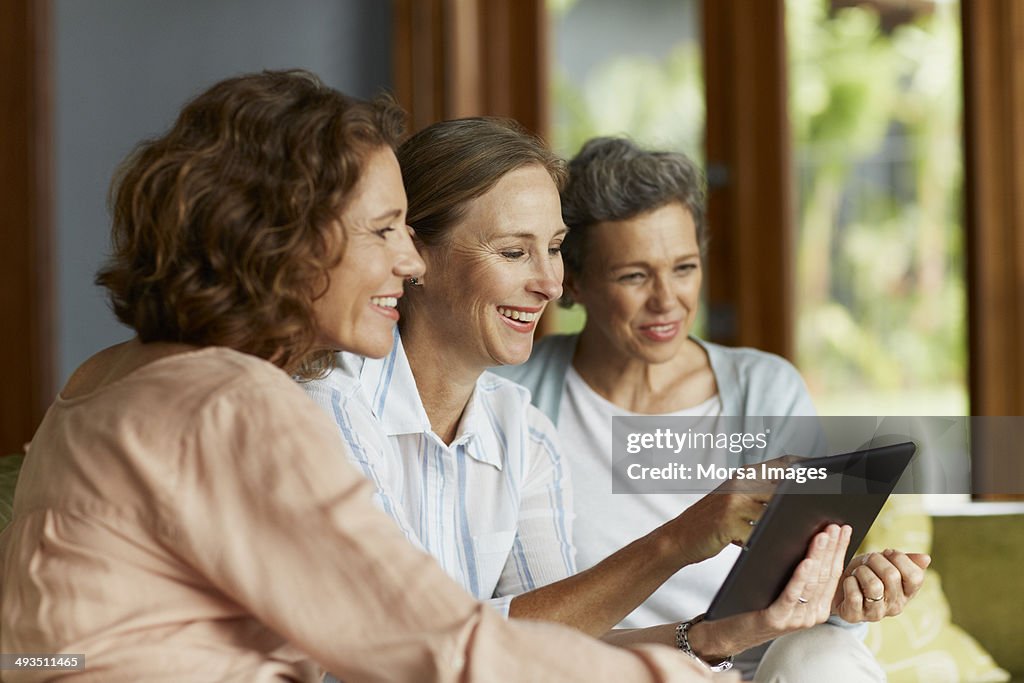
[96,70,405,377]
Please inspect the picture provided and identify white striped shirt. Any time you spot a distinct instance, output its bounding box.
[302,334,576,615]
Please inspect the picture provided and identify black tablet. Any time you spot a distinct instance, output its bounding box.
[704,441,916,621]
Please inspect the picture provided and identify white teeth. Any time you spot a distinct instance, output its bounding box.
[648,324,674,332]
[370,296,398,308]
[498,307,538,323]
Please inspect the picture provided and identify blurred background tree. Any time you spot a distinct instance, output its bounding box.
[789,0,964,414]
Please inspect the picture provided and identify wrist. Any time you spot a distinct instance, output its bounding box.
[655,515,708,569]
[705,609,782,656]
[681,616,734,666]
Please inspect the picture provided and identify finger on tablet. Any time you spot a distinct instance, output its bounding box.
[814,526,840,586]
[729,497,772,546]
[830,525,852,577]
[804,526,839,578]
[781,556,818,604]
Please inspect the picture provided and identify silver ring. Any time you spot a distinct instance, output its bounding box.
[797,597,809,604]
[864,595,884,603]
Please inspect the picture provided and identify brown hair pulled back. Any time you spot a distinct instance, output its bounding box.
[397,117,566,248]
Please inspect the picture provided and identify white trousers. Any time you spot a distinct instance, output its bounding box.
[752,624,886,683]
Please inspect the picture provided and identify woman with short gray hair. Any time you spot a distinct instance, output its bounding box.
[497,136,931,680]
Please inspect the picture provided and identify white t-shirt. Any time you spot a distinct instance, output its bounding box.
[559,365,742,628]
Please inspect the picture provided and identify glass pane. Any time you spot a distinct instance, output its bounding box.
[787,0,967,416]
[547,0,705,333]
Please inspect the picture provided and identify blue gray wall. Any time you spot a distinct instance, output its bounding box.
[54,0,392,385]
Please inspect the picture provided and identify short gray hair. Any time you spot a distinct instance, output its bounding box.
[560,137,706,306]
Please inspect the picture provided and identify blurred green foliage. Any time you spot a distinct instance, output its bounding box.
[551,42,705,161]
[789,0,965,414]
[548,0,706,335]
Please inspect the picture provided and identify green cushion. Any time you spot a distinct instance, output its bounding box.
[932,512,1024,677]
[0,454,25,531]
[860,495,1010,683]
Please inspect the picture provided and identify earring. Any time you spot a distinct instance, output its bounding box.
[407,276,421,286]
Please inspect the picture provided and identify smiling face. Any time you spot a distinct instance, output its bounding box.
[569,202,702,366]
[312,146,426,358]
[407,164,565,370]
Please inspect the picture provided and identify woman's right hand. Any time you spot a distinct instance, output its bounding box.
[662,455,804,565]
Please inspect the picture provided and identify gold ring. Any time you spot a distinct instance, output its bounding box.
[864,595,884,602]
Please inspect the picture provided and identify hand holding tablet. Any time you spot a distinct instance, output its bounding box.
[665,453,813,566]
[684,523,853,662]
[706,442,917,621]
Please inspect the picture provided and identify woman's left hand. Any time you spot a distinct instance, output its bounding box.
[686,524,852,660]
[831,549,931,622]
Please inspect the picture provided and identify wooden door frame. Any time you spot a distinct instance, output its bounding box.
[0,0,54,456]
[962,0,1024,497]
[962,0,1024,419]
[392,0,549,138]
[702,0,794,359]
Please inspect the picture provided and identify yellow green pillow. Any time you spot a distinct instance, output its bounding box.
[858,495,1009,683]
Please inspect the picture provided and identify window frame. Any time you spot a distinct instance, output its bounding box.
[0,0,54,456]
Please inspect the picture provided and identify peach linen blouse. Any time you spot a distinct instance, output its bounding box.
[0,347,709,683]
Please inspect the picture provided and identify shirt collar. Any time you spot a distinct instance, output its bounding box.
[355,329,503,469]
